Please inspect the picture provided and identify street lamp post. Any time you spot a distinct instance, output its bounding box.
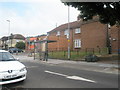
[6,20,10,50]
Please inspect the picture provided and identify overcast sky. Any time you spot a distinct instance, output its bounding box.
[0,0,79,38]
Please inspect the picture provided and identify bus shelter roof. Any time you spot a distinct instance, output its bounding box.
[35,40,56,43]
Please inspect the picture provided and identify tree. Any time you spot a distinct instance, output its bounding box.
[63,2,120,26]
[15,41,25,50]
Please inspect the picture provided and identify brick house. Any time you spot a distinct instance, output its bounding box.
[9,34,25,48]
[0,34,25,50]
[47,17,108,52]
[109,25,120,54]
[0,36,8,49]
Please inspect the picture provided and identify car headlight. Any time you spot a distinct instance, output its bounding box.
[20,67,26,72]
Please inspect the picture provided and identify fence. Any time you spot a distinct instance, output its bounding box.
[30,47,108,60]
[48,48,108,60]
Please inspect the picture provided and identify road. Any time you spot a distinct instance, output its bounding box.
[1,54,118,88]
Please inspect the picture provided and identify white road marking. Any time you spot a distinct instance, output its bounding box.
[45,70,96,83]
[45,70,68,77]
[67,76,95,83]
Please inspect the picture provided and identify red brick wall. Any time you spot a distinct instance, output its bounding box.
[81,21,107,49]
[110,25,120,53]
[48,30,71,51]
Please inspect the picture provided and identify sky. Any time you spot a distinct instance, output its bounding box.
[0,0,79,38]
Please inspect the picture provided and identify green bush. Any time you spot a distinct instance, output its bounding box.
[15,41,25,49]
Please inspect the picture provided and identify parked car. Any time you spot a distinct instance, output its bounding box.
[0,50,27,85]
[9,48,23,53]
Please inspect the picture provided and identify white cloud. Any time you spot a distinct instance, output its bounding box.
[0,0,59,3]
[0,1,79,38]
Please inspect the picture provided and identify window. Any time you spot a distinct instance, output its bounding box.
[56,31,60,36]
[64,29,69,35]
[75,28,81,34]
[74,39,81,48]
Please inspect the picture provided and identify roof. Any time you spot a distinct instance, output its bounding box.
[48,21,82,33]
[1,36,8,41]
[26,34,47,38]
[37,34,47,37]
[0,50,8,52]
[1,34,25,41]
[11,34,25,40]
[35,40,56,43]
[29,37,37,41]
[48,18,99,34]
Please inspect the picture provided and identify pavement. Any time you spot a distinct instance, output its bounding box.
[40,59,119,74]
[13,53,119,75]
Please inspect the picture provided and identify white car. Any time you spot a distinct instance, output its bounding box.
[0,50,27,85]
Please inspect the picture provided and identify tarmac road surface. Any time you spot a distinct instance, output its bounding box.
[1,54,118,88]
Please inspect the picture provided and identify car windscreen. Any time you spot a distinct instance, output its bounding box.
[0,52,15,61]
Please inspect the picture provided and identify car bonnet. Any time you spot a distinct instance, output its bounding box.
[0,61,25,72]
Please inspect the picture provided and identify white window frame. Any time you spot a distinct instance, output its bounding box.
[64,29,69,35]
[75,28,81,34]
[56,31,60,36]
[74,39,81,48]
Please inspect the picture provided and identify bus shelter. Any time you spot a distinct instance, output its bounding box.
[33,40,56,61]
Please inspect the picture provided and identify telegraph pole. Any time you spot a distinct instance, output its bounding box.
[67,4,70,60]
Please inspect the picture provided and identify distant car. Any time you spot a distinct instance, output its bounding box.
[9,48,23,53]
[0,50,27,85]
